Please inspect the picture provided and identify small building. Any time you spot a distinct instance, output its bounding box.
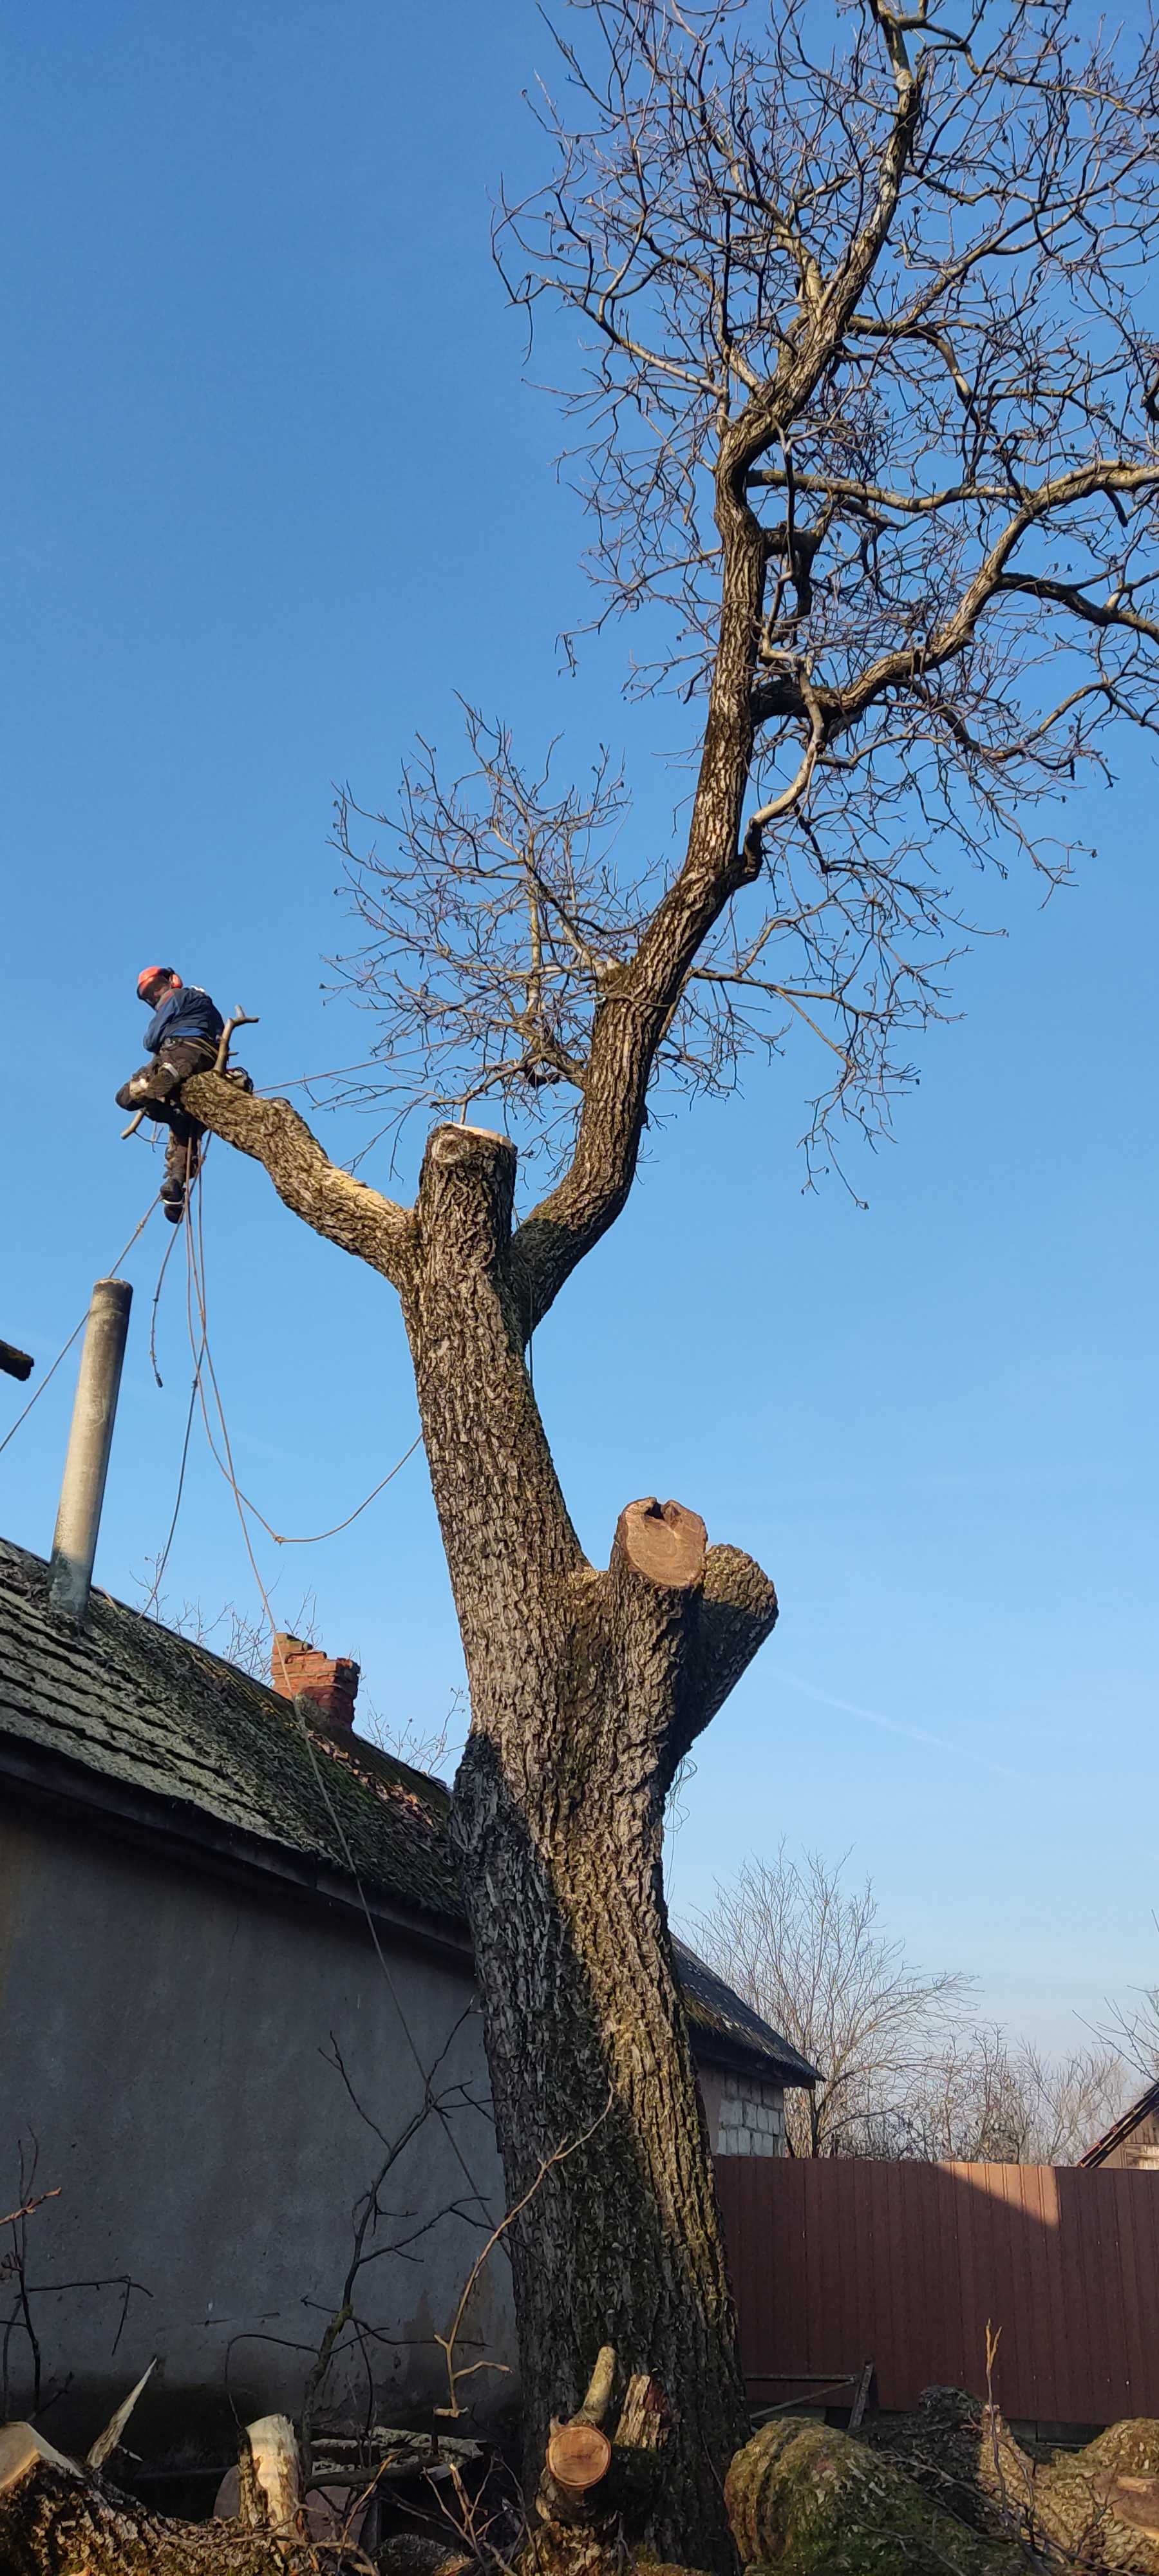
[0,1535,814,2466]
[1080,2078,1159,2172]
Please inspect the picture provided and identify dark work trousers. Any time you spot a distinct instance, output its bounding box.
[115,1037,218,1205]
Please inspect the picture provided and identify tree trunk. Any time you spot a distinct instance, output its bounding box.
[404,1126,778,2573]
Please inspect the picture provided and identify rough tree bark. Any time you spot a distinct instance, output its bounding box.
[411,1126,776,2559]
[182,1081,775,2571]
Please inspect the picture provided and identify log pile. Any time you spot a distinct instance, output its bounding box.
[863,2385,1159,2573]
[0,2417,314,2575]
[724,2413,1026,2575]
[7,2371,1159,2576]
[1,2409,486,2576]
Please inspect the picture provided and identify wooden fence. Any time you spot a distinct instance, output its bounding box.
[715,2155,1159,2425]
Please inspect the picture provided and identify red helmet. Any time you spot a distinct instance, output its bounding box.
[137,965,178,1000]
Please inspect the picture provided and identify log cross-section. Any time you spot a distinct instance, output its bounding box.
[536,2344,673,2537]
[545,2421,614,2497]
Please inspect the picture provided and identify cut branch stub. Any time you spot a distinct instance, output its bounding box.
[605,1500,713,1786]
[576,2342,617,2428]
[613,1498,707,1593]
[238,2414,303,2540]
[417,1122,517,1271]
[688,1542,779,1739]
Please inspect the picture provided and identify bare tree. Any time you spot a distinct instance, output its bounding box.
[882,2025,1124,2164]
[180,3,1159,2559]
[135,1567,460,1776]
[1099,1924,1159,2083]
[691,1844,968,2154]
[133,1568,319,1677]
[696,1853,1124,2163]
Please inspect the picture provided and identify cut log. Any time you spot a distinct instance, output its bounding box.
[547,2422,615,2496]
[864,2387,1159,2571]
[538,2348,673,2536]
[0,2419,313,2574]
[724,2416,1024,2575]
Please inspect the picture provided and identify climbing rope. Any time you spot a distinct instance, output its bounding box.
[0,1193,162,1461]
[176,1186,489,2217]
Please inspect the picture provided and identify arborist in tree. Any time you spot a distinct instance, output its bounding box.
[115,966,241,1224]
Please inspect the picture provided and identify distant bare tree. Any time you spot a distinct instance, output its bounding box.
[185,1,1159,2554]
[696,1853,1124,2162]
[359,1696,460,1780]
[691,1844,968,2154]
[133,1567,319,1679]
[877,2024,1124,2163]
[137,1568,460,1776]
[1100,1926,1159,2083]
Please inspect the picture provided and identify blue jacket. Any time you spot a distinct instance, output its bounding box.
[144,985,225,1056]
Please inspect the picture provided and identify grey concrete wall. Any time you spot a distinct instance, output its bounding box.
[0,1797,513,2459]
[700,2064,786,2157]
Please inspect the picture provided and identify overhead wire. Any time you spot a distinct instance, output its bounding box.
[140,1374,200,1619]
[0,1192,162,1462]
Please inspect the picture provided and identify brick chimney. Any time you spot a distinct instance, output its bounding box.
[272,1633,360,1730]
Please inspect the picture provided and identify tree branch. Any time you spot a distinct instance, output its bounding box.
[600,1501,777,1784]
[182,1073,415,1289]
[683,1544,780,1754]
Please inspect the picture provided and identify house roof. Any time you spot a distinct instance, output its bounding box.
[1080,2076,1159,2168]
[670,1940,818,2086]
[0,1535,815,2090]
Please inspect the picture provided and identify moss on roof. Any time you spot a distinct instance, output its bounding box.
[0,1536,461,1924]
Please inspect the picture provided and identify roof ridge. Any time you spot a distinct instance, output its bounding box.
[1079,2071,1159,2167]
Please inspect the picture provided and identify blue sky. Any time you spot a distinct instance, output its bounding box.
[2,0,1155,2057]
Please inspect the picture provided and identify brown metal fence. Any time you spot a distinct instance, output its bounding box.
[715,2155,1159,2424]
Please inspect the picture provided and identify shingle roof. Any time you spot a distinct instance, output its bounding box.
[672,1939,818,2086]
[0,1536,460,1924]
[0,1535,813,2087]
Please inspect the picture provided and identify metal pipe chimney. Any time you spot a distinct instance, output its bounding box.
[48,1277,133,1623]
